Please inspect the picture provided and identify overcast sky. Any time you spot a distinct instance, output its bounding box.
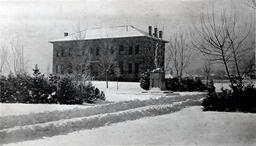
[0,0,254,74]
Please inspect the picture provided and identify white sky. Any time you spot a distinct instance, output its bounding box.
[0,0,254,74]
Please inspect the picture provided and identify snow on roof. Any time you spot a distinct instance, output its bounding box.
[49,25,168,43]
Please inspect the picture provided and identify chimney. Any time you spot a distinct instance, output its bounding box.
[159,31,163,39]
[64,32,69,37]
[154,27,158,38]
[148,26,152,36]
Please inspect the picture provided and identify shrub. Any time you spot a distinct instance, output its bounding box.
[0,66,106,104]
[56,76,81,104]
[202,82,256,113]
[0,74,32,103]
[77,82,106,103]
[140,72,150,90]
[30,75,57,104]
[165,77,207,92]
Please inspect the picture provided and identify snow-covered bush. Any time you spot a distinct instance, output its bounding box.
[0,66,105,104]
[78,82,105,103]
[30,67,58,104]
[0,74,32,103]
[56,76,105,104]
[202,83,256,113]
[56,76,82,104]
[165,77,207,91]
[140,71,150,90]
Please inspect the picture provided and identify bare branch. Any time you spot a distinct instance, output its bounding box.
[167,32,192,79]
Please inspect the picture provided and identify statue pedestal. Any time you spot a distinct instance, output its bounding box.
[150,68,166,90]
[141,69,177,96]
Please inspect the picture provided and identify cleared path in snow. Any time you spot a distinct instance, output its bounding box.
[0,94,205,130]
[0,95,204,144]
[6,106,256,146]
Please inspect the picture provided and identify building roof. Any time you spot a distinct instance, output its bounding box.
[49,25,168,43]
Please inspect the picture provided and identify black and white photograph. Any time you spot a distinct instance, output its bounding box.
[0,0,255,145]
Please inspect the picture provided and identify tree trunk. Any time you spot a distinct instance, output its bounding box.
[233,50,243,86]
[221,50,234,88]
[106,71,109,88]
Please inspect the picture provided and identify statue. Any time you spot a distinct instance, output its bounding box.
[149,41,166,90]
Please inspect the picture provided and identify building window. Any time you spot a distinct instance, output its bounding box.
[135,63,139,74]
[119,62,124,74]
[82,64,86,73]
[56,51,59,57]
[90,63,98,76]
[128,63,132,74]
[129,46,133,55]
[110,47,115,54]
[68,48,72,56]
[96,47,100,56]
[56,65,59,73]
[119,45,125,55]
[56,65,64,74]
[76,65,81,72]
[110,67,115,75]
[67,63,73,74]
[60,65,64,74]
[82,50,85,56]
[135,45,140,54]
[90,48,94,56]
[61,49,65,57]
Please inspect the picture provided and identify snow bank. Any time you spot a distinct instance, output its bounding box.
[0,103,89,117]
[0,99,201,144]
[0,94,205,130]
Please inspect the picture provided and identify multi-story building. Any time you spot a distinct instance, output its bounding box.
[49,25,167,81]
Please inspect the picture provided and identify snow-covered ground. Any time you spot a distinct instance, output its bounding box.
[93,81,256,101]
[5,106,256,146]
[0,99,201,144]
[0,81,205,117]
[1,81,255,145]
[214,82,231,92]
[92,81,205,102]
[0,103,89,117]
[0,81,225,117]
[214,81,256,92]
[0,81,240,117]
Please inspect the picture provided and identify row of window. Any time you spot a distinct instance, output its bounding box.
[56,64,87,74]
[56,64,64,74]
[56,48,73,57]
[119,62,139,75]
[56,62,140,75]
[56,45,141,57]
[119,45,140,55]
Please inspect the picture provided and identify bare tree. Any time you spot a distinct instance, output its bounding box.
[241,53,256,79]
[141,41,155,72]
[69,25,90,74]
[167,33,192,80]
[53,25,91,85]
[8,39,28,75]
[192,9,251,88]
[96,38,117,88]
[252,0,256,7]
[46,62,50,76]
[202,59,212,84]
[0,45,8,75]
[245,0,256,8]
[225,17,251,84]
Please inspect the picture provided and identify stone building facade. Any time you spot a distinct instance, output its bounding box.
[50,25,167,81]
